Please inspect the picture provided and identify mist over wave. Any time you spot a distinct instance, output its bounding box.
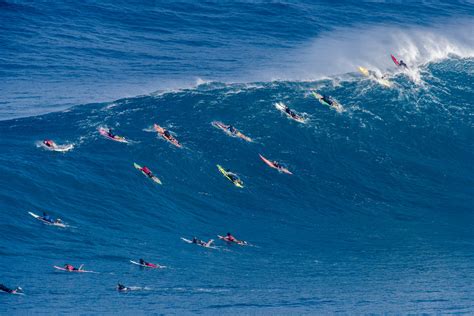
[267,19,474,83]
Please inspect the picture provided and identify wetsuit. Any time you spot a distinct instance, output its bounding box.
[44,140,54,148]
[322,96,332,105]
[64,264,77,271]
[107,129,115,138]
[43,214,54,223]
[228,126,237,135]
[0,284,14,293]
[141,167,153,177]
[117,284,128,291]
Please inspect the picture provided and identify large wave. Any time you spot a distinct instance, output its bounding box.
[0,2,473,313]
[1,55,473,313]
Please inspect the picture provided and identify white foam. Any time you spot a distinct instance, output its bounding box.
[263,18,474,84]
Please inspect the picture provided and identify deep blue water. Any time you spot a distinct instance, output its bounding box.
[1,1,473,314]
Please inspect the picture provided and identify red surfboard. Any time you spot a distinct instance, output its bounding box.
[391,54,400,66]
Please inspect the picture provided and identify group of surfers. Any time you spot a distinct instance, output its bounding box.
[2,231,245,294]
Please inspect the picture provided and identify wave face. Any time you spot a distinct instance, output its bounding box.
[1,57,473,313]
[1,1,474,314]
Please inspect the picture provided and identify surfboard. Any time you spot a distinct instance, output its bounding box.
[358,66,370,77]
[391,54,400,66]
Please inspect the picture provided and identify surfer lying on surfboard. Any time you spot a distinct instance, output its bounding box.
[41,139,74,152]
[154,124,182,148]
[212,121,253,142]
[99,127,128,143]
[43,139,56,149]
[275,102,306,123]
[285,106,299,120]
[259,154,292,174]
[117,283,130,292]
[133,163,162,185]
[64,264,81,272]
[311,92,344,113]
[193,237,214,247]
[54,264,96,273]
[130,259,166,268]
[219,232,247,245]
[0,284,23,295]
[225,170,240,184]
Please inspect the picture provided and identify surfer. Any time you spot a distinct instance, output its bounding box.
[227,125,237,135]
[117,283,129,292]
[283,104,304,121]
[224,232,237,242]
[192,237,213,247]
[139,259,157,268]
[0,284,22,294]
[272,161,283,169]
[42,212,55,223]
[225,169,238,182]
[64,264,79,272]
[220,232,247,245]
[321,95,333,105]
[140,166,153,178]
[165,130,181,146]
[154,124,181,147]
[225,169,243,186]
[42,212,62,225]
[43,139,56,148]
[192,237,205,246]
[106,128,115,138]
[399,60,408,68]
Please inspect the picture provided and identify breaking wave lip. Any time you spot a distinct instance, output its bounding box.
[2,18,473,122]
[261,18,474,84]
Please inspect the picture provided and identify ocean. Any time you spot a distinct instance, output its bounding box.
[0,1,473,314]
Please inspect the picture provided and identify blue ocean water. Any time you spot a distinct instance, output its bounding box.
[1,1,473,314]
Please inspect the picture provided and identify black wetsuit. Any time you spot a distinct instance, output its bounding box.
[117,284,128,291]
[322,96,332,105]
[0,284,14,293]
[228,126,237,135]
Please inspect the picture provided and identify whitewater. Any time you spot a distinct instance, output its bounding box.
[1,1,473,314]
